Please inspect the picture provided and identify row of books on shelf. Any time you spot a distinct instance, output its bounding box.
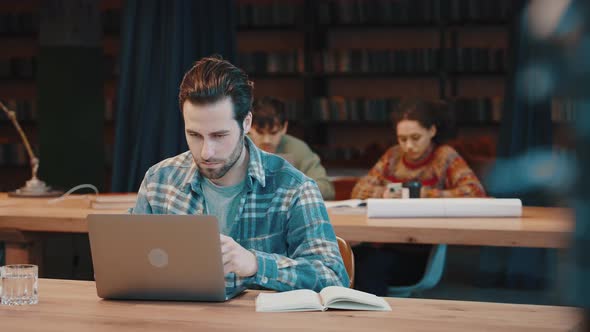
[311,97,503,123]
[450,98,503,124]
[0,57,36,79]
[236,0,513,27]
[317,0,443,25]
[0,96,508,126]
[551,98,581,123]
[447,48,507,73]
[237,52,304,74]
[324,0,513,25]
[448,0,513,23]
[237,1,300,27]
[236,48,507,75]
[315,49,438,74]
[312,98,397,122]
[0,11,121,36]
[279,100,302,121]
[315,48,507,74]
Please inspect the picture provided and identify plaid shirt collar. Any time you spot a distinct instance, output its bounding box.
[182,136,266,193]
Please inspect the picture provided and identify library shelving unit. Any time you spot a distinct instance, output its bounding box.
[0,0,121,191]
[236,0,514,174]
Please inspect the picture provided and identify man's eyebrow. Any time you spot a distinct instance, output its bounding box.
[210,130,230,135]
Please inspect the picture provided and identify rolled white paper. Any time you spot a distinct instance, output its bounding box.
[366,198,522,218]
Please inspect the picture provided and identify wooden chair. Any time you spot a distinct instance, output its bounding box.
[336,236,355,288]
[332,177,359,200]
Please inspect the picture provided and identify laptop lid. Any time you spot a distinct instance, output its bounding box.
[87,214,244,302]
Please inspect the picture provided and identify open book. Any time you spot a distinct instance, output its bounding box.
[324,199,366,209]
[255,286,391,312]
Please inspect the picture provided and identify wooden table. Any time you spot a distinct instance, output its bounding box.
[328,206,574,248]
[0,194,124,266]
[0,194,575,266]
[0,279,582,332]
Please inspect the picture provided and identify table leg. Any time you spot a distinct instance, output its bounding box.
[0,230,44,274]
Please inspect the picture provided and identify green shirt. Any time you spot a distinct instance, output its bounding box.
[276,134,335,200]
[201,177,246,236]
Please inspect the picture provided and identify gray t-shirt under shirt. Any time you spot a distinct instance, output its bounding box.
[201,178,246,236]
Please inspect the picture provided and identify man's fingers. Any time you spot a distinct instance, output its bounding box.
[222,252,231,265]
[219,234,230,243]
[223,258,236,274]
[221,243,232,255]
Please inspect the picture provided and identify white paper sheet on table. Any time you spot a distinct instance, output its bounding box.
[366,198,522,218]
[324,199,365,209]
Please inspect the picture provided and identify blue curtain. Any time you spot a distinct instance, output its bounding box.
[111,0,236,192]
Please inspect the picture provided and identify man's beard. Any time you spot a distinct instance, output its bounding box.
[198,135,245,180]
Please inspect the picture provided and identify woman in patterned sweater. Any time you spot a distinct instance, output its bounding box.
[351,99,486,296]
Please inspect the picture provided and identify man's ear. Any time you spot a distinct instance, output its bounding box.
[243,112,252,134]
[280,121,289,134]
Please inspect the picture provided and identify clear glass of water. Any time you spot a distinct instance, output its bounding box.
[1,264,39,305]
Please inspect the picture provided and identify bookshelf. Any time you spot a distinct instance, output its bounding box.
[2,1,573,191]
[236,0,514,171]
[236,0,307,139]
[0,0,122,192]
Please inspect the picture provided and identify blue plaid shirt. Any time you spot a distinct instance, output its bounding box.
[132,137,349,292]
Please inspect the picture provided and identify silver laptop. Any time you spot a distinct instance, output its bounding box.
[87,214,246,302]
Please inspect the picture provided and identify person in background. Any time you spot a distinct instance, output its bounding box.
[351,99,486,296]
[249,96,335,200]
[132,56,348,292]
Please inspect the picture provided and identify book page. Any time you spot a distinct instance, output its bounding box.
[324,199,366,209]
[319,286,392,311]
[255,290,325,312]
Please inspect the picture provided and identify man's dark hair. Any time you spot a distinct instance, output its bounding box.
[251,96,287,129]
[391,99,456,144]
[178,55,254,127]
